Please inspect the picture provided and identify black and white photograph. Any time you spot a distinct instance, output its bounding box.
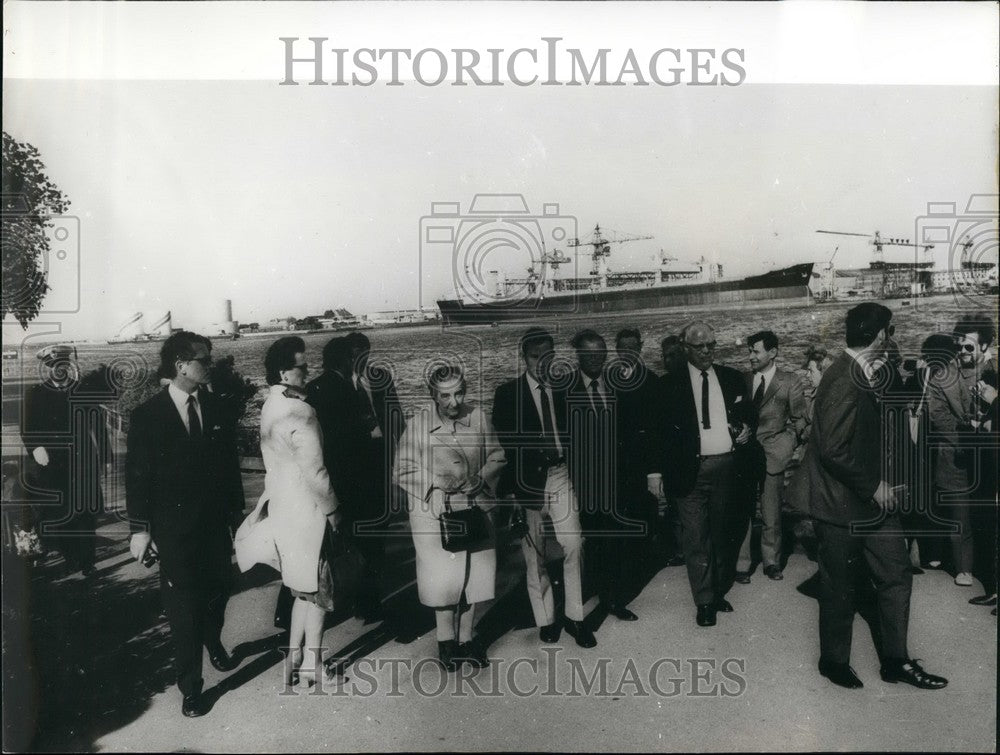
[2,2,997,751]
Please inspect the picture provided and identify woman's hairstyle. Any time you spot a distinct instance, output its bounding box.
[428,362,465,395]
[158,331,211,379]
[264,336,306,385]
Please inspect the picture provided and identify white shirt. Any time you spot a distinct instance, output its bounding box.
[525,371,563,456]
[168,382,203,434]
[752,363,777,399]
[582,373,607,408]
[687,362,733,455]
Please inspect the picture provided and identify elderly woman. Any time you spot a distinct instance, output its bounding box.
[235,336,340,687]
[394,364,505,671]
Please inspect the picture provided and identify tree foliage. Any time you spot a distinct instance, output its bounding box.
[2,132,70,327]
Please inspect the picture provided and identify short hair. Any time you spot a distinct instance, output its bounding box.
[520,327,554,356]
[747,330,779,352]
[953,312,996,347]
[845,303,892,348]
[571,329,606,350]
[679,321,714,343]
[321,336,353,372]
[921,333,959,368]
[265,336,305,386]
[158,331,211,379]
[661,334,681,350]
[428,362,465,395]
[616,328,642,346]
[345,331,371,351]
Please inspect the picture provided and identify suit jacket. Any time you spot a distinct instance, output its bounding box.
[126,387,245,586]
[492,374,568,508]
[804,352,883,527]
[654,363,751,497]
[566,369,619,524]
[747,368,808,474]
[608,361,664,497]
[925,361,974,491]
[306,370,369,507]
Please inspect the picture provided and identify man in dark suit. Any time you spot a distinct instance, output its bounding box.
[127,331,245,717]
[806,303,947,690]
[21,344,112,577]
[492,327,595,648]
[648,321,752,627]
[735,330,808,583]
[345,331,406,621]
[567,329,639,622]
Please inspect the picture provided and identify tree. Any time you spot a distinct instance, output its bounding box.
[2,132,70,327]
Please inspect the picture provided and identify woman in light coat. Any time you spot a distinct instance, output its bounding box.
[236,336,340,687]
[394,364,505,671]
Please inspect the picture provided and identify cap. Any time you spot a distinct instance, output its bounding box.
[35,344,78,363]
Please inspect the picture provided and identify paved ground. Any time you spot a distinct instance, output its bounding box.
[2,474,997,753]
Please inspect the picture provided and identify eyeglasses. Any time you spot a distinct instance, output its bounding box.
[887,324,895,338]
[960,343,977,353]
[685,342,717,352]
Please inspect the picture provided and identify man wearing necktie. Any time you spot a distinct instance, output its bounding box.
[647,321,752,627]
[126,331,245,717]
[492,327,595,648]
[735,330,808,583]
[567,329,639,623]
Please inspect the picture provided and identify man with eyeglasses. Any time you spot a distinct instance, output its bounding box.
[126,331,246,717]
[647,321,752,627]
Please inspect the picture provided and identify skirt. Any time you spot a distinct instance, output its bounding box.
[289,524,336,612]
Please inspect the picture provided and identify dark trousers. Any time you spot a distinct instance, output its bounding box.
[678,454,735,606]
[34,465,100,571]
[815,518,911,665]
[160,575,229,697]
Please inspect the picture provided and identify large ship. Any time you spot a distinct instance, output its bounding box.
[436,223,816,325]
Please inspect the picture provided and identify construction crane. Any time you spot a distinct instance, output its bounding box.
[816,229,935,297]
[569,224,654,276]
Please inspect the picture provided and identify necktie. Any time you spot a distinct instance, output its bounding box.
[187,394,202,437]
[539,385,557,453]
[701,370,711,429]
[753,375,766,409]
[356,376,379,427]
[590,379,605,409]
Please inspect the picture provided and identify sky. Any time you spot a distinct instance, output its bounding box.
[3,3,998,342]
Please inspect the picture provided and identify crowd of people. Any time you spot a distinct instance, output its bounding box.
[17,304,997,717]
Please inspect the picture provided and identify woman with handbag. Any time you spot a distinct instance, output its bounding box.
[235,336,341,687]
[394,364,506,671]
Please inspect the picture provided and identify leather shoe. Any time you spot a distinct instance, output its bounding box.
[456,640,489,669]
[696,604,716,627]
[207,645,238,673]
[713,598,734,613]
[969,594,997,606]
[763,565,783,581]
[818,659,863,689]
[605,604,638,622]
[734,571,752,584]
[564,619,597,648]
[181,693,208,717]
[438,640,459,672]
[880,659,947,690]
[539,623,562,644]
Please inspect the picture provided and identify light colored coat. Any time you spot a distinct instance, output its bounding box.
[235,385,338,592]
[747,368,809,474]
[394,402,506,607]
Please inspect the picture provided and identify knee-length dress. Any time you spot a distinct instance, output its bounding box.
[394,403,506,607]
[235,385,339,607]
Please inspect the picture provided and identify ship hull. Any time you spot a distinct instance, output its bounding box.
[437,263,815,325]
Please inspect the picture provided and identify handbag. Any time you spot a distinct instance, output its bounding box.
[439,493,493,554]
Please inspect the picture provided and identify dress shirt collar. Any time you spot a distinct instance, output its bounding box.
[688,361,715,382]
[168,382,199,411]
[754,363,777,386]
[525,371,548,393]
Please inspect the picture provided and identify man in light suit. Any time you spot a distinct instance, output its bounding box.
[647,321,753,627]
[806,303,947,690]
[735,330,808,582]
[127,331,245,717]
[492,327,596,648]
